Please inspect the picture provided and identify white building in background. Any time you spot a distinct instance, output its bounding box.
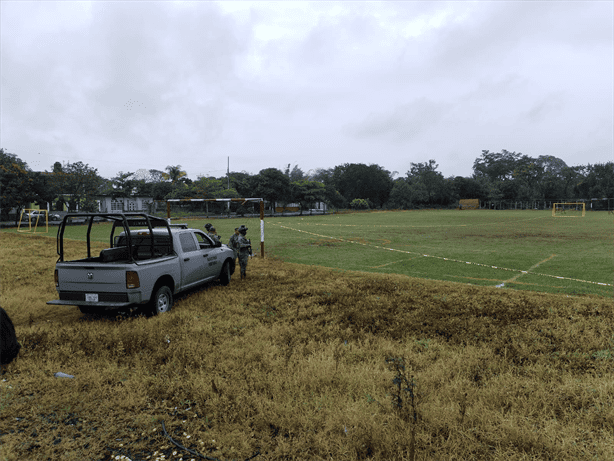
[96,195,153,213]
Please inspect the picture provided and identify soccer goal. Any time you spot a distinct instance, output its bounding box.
[552,202,586,218]
[17,209,49,233]
[165,198,265,257]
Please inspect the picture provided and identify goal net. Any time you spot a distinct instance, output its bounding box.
[164,198,265,257]
[552,202,586,218]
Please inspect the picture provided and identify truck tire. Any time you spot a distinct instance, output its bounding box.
[219,260,231,286]
[150,285,173,315]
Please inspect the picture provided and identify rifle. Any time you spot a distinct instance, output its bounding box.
[239,237,253,258]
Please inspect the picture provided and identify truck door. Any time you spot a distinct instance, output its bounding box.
[178,232,207,288]
[193,231,222,280]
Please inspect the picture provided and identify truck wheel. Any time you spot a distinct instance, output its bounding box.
[150,285,173,315]
[219,260,231,286]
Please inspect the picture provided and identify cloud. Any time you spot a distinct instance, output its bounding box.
[345,97,450,143]
[2,1,249,169]
[522,92,566,124]
[1,1,611,180]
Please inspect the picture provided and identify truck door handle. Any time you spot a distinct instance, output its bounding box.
[184,258,190,262]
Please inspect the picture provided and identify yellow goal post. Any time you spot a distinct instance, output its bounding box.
[552,202,586,217]
[458,199,480,210]
[17,208,49,233]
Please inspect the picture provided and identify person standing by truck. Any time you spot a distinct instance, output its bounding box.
[205,223,221,245]
[208,226,221,245]
[228,227,240,261]
[237,225,252,280]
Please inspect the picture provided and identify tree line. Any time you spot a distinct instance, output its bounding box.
[1,147,613,222]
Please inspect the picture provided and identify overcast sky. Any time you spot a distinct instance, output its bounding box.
[2,1,612,182]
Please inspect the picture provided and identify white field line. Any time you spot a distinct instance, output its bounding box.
[289,215,549,229]
[503,254,557,284]
[270,222,613,288]
[369,257,419,269]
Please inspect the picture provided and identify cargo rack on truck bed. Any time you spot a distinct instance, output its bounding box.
[56,213,175,263]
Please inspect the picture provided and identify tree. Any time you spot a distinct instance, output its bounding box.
[194,176,239,199]
[105,171,137,199]
[165,182,194,200]
[473,150,524,182]
[307,168,345,208]
[472,150,554,202]
[406,160,450,206]
[227,172,253,197]
[163,165,187,184]
[0,149,35,223]
[50,161,103,212]
[252,168,291,212]
[332,163,393,208]
[135,169,168,198]
[324,184,347,209]
[30,171,57,210]
[387,179,414,209]
[451,176,487,202]
[581,162,614,199]
[291,180,326,215]
[148,181,173,201]
[537,155,568,177]
[288,165,306,182]
[311,168,335,185]
[512,156,545,201]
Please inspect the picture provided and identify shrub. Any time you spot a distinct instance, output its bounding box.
[349,198,370,210]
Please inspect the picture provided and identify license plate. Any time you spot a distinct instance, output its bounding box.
[85,293,98,302]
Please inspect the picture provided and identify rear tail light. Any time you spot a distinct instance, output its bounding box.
[54,269,59,287]
[126,271,140,289]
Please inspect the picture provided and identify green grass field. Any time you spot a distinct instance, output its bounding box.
[12,209,612,297]
[263,210,614,297]
[2,214,614,460]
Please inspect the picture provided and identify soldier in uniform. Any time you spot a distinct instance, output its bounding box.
[228,228,240,261]
[208,226,221,245]
[237,225,252,280]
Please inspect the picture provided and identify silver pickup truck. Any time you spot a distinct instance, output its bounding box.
[47,213,236,315]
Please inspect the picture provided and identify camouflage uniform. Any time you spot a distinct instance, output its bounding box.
[237,225,251,279]
[208,227,221,245]
[228,228,240,260]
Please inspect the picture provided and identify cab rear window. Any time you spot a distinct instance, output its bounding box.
[116,234,173,258]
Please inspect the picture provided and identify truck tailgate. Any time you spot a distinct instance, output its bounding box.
[58,264,127,291]
[50,263,136,306]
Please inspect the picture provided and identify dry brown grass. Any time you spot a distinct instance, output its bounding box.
[1,231,613,461]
